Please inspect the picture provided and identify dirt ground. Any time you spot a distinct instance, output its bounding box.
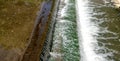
[0,0,42,61]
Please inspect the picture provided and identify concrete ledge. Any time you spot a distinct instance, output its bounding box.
[20,0,59,61]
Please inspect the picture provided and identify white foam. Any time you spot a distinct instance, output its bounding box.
[60,0,68,17]
[50,0,69,60]
[76,0,107,61]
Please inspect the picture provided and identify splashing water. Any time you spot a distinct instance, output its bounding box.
[76,0,110,61]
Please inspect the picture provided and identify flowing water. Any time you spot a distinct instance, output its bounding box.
[76,0,120,61]
[50,0,79,61]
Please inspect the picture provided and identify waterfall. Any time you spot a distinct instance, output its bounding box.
[76,0,107,61]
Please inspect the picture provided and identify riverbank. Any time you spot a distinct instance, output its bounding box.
[0,0,42,61]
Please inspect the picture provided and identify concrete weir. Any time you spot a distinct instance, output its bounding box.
[20,0,60,61]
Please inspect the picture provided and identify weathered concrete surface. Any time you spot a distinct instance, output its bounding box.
[0,47,20,61]
[40,0,60,61]
[0,0,42,61]
[21,0,59,61]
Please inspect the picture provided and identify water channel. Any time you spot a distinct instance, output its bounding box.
[51,0,120,61]
[76,0,120,61]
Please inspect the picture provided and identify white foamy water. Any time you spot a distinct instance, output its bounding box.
[49,0,69,60]
[76,0,108,61]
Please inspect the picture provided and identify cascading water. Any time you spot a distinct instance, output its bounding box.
[76,0,120,61]
[50,0,80,61]
[50,0,120,61]
[76,0,105,61]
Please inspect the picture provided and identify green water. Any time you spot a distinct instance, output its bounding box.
[88,0,120,61]
[62,0,79,61]
[50,0,80,61]
[52,0,120,61]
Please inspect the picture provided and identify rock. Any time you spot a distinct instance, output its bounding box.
[112,0,120,9]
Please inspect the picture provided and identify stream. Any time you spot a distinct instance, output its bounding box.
[50,0,120,61]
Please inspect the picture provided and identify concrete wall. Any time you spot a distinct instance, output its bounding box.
[21,0,60,61]
[40,0,60,60]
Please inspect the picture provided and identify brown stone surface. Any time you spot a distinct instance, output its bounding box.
[0,0,42,61]
[0,46,20,61]
[21,0,57,61]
